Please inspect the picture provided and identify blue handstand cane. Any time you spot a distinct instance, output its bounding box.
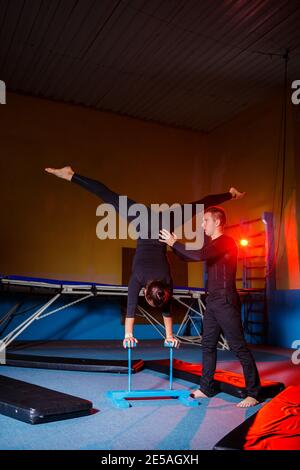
[106,340,198,408]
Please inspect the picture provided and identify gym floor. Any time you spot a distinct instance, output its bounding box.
[0,340,298,450]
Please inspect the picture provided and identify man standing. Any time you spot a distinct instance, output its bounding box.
[159,206,261,408]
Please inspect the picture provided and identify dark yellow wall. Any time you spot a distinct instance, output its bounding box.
[1,90,299,289]
[0,93,208,285]
[207,90,299,289]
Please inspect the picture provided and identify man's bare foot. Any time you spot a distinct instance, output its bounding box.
[229,187,246,200]
[45,166,74,181]
[190,389,209,399]
[237,396,259,408]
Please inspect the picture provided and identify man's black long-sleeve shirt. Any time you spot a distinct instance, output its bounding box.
[71,173,232,316]
[172,234,238,293]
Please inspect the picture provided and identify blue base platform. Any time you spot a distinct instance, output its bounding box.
[106,389,199,408]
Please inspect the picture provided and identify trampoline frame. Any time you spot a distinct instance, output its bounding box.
[0,276,230,350]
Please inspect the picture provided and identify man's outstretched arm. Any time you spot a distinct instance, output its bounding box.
[159,229,232,262]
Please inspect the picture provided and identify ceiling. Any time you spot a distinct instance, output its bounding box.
[1,0,300,132]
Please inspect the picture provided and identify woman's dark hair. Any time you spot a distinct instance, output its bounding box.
[145,280,172,308]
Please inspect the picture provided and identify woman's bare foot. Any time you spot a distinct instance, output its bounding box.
[229,187,246,200]
[237,396,259,408]
[190,389,209,399]
[45,166,74,181]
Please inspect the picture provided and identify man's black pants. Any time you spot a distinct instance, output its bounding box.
[199,289,261,399]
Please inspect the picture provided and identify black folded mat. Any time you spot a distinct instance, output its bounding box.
[4,353,144,373]
[0,374,93,424]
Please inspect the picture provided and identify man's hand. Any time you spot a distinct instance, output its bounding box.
[229,187,246,200]
[45,166,75,181]
[164,336,180,349]
[159,229,178,247]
